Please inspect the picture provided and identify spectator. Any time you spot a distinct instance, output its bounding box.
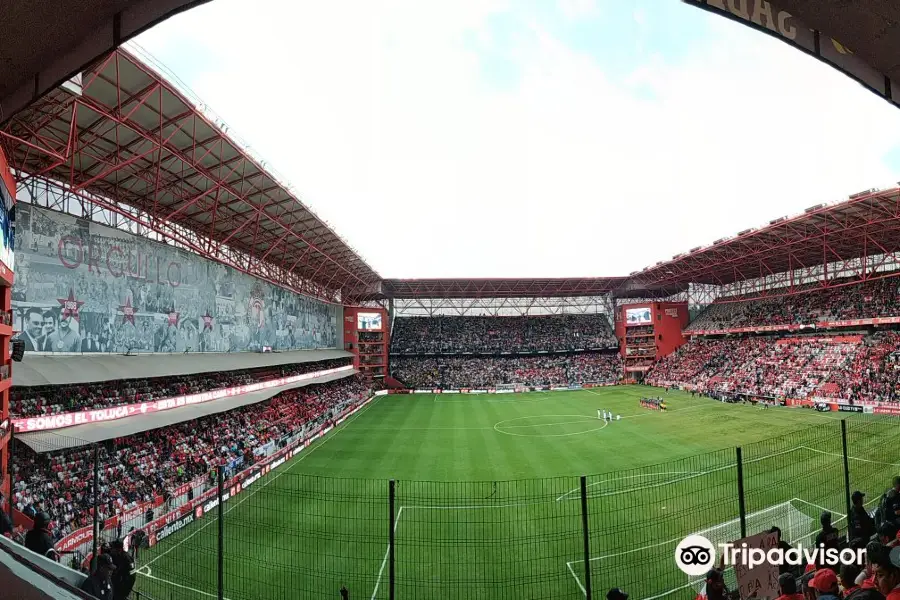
[851,491,877,543]
[702,568,728,600]
[80,553,116,600]
[391,314,617,355]
[815,512,843,553]
[771,526,798,576]
[841,563,883,600]
[868,543,900,600]
[392,353,621,389]
[811,569,841,600]
[10,358,350,418]
[688,277,900,333]
[885,479,900,526]
[607,588,629,600]
[0,492,12,537]
[24,512,57,560]
[108,540,136,600]
[777,572,804,600]
[876,523,899,548]
[12,376,372,538]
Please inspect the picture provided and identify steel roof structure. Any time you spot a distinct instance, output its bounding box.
[382,278,626,299]
[0,48,380,304]
[629,187,900,296]
[2,2,900,307]
[0,0,208,126]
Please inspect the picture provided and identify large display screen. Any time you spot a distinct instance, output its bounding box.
[357,312,383,331]
[625,307,652,326]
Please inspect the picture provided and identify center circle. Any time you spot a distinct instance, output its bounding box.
[493,414,608,437]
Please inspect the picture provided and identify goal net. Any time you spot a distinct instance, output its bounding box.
[689,501,815,593]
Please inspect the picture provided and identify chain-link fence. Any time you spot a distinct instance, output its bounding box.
[9,416,900,599]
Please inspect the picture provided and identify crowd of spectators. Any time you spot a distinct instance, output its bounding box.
[816,332,900,404]
[646,333,900,402]
[10,358,350,418]
[391,352,622,388]
[688,278,900,331]
[391,314,617,354]
[10,375,371,542]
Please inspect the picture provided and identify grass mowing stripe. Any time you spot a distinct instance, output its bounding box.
[139,394,384,574]
[131,386,899,600]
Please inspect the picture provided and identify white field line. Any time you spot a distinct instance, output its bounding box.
[566,494,884,598]
[567,535,685,566]
[351,426,495,431]
[791,497,835,514]
[503,419,606,429]
[800,445,900,467]
[138,571,233,600]
[370,506,405,600]
[566,561,587,596]
[583,389,605,396]
[140,395,384,572]
[556,445,807,502]
[403,501,546,510]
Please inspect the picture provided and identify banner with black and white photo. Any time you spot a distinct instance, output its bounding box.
[11,204,340,354]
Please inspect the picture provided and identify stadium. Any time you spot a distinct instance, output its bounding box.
[1,2,900,600]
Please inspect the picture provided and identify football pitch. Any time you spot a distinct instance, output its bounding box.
[132,386,900,600]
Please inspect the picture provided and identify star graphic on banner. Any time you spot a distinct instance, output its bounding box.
[119,297,136,326]
[57,289,85,322]
[167,311,180,327]
[202,312,214,331]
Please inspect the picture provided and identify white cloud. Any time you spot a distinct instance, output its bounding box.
[558,0,601,20]
[633,8,647,27]
[137,0,900,279]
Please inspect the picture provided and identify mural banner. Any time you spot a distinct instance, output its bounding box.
[12,205,339,354]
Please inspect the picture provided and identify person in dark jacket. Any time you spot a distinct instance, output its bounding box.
[771,526,799,576]
[24,512,57,561]
[851,491,878,542]
[108,540,136,600]
[80,553,116,600]
[0,492,12,537]
[815,512,843,552]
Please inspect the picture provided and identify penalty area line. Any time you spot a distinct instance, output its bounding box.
[140,395,384,572]
[138,571,233,600]
[566,561,587,597]
[370,506,405,600]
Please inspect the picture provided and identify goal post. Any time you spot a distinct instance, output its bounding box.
[689,501,815,592]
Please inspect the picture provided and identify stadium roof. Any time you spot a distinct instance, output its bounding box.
[775,1,900,86]
[687,1,900,110]
[13,349,352,387]
[17,369,354,452]
[628,187,900,288]
[1,48,380,304]
[0,0,208,126]
[2,3,900,306]
[381,278,627,299]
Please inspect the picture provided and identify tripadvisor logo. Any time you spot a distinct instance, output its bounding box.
[675,535,868,574]
[675,535,716,576]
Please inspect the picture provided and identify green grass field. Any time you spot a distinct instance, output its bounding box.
[131,386,900,600]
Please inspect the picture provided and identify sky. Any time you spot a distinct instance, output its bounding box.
[135,0,900,279]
